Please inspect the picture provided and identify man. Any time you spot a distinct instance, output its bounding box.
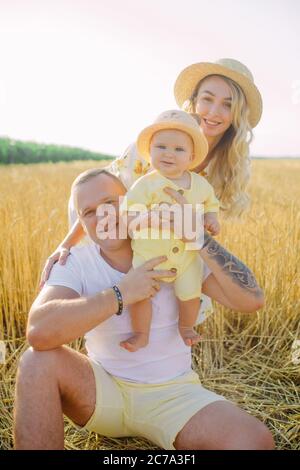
[13,168,274,450]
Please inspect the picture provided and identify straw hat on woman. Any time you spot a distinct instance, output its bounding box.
[110,58,262,219]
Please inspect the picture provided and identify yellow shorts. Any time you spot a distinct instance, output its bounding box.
[79,358,228,450]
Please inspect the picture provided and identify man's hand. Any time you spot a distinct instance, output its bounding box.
[117,256,176,306]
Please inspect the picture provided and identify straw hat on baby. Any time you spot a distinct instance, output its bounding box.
[136,110,208,170]
[174,58,262,128]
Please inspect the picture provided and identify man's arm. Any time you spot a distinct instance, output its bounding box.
[27,285,119,351]
[27,256,176,351]
[200,233,264,312]
[155,187,264,313]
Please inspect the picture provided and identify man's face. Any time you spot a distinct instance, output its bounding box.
[75,173,127,251]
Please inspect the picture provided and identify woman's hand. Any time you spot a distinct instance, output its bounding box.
[161,187,203,243]
[39,246,70,290]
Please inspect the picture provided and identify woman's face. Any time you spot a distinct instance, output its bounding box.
[195,75,233,139]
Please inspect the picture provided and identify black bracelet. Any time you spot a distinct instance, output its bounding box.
[112,285,123,316]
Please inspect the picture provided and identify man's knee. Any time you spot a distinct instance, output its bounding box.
[225,419,275,450]
[247,421,275,450]
[174,403,275,450]
[17,346,65,380]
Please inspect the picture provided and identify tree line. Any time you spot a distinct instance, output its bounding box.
[0,137,114,164]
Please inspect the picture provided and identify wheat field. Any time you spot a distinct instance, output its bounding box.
[0,159,299,450]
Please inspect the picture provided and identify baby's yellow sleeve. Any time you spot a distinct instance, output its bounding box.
[203,181,219,213]
[120,178,151,215]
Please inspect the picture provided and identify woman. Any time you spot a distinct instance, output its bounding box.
[109,58,262,219]
[40,58,263,322]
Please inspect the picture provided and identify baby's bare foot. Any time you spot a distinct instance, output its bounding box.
[120,333,149,352]
[178,326,201,347]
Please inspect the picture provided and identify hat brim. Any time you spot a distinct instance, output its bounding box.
[136,122,208,170]
[174,62,262,128]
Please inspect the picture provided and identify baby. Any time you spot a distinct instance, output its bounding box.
[120,110,220,352]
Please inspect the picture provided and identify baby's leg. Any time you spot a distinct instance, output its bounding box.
[174,255,203,346]
[177,298,202,347]
[120,299,152,352]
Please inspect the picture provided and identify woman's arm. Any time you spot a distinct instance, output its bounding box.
[39,219,85,288]
[200,232,264,312]
[61,218,85,248]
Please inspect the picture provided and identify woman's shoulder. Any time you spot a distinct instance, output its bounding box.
[109,142,151,189]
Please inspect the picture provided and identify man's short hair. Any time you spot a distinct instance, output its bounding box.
[71,167,125,212]
[71,167,123,191]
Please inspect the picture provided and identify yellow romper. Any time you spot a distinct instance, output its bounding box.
[121,169,219,301]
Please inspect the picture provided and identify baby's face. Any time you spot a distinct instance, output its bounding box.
[150,129,194,178]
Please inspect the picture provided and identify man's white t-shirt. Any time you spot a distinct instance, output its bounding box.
[45,241,212,384]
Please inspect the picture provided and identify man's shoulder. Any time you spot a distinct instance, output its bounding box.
[67,241,98,267]
[46,242,100,295]
[49,242,97,278]
[69,241,96,257]
[45,244,95,295]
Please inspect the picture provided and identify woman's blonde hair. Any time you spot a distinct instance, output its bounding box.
[183,74,253,220]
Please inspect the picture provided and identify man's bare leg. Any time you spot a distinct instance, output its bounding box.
[174,401,275,450]
[14,346,96,450]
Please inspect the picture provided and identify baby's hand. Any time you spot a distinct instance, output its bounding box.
[204,212,220,236]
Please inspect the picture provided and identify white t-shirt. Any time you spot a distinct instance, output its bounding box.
[45,241,212,383]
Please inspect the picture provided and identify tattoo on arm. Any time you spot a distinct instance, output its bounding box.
[202,232,262,296]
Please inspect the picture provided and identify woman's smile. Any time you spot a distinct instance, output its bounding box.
[202,118,223,128]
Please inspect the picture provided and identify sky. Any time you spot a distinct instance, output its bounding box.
[0,0,299,157]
